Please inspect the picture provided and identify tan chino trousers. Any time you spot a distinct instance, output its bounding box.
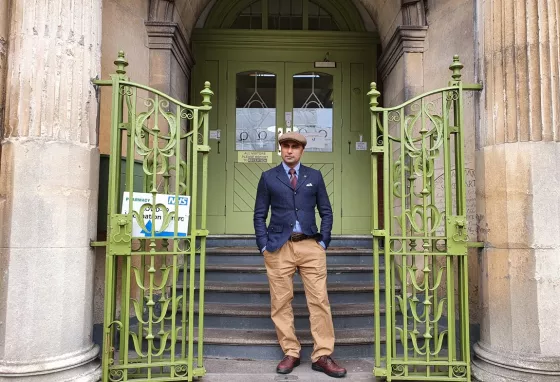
[263,238,335,361]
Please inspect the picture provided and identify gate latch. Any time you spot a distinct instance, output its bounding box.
[454,218,466,240]
[447,216,468,255]
[108,214,132,256]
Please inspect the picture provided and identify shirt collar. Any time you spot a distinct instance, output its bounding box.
[282,161,300,175]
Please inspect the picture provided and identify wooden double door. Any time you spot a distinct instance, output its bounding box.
[224,61,342,233]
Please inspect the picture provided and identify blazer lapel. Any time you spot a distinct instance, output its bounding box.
[275,165,292,189]
[294,165,308,191]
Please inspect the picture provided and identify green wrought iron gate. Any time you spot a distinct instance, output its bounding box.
[93,52,214,382]
[369,56,482,381]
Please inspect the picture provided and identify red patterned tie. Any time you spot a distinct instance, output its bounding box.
[289,168,297,189]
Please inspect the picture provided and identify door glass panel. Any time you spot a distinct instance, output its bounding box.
[236,71,276,151]
[292,72,333,152]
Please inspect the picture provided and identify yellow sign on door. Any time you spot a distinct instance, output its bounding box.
[238,151,272,163]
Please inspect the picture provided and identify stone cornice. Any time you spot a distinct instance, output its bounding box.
[145,21,194,78]
[378,26,428,81]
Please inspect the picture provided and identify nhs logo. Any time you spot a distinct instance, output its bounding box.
[168,196,189,206]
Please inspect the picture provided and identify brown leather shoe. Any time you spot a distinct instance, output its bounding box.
[276,355,300,374]
[312,355,347,378]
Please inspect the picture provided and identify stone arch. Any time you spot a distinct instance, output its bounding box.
[169,0,425,45]
[152,0,426,48]
[202,0,367,32]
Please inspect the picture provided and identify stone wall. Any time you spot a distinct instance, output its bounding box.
[94,0,196,335]
[423,0,481,325]
[98,0,151,155]
[92,0,152,333]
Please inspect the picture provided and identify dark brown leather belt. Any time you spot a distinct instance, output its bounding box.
[290,233,310,242]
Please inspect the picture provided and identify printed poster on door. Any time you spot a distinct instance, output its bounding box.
[293,108,333,152]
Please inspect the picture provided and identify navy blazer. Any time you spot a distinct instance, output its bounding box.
[253,164,333,253]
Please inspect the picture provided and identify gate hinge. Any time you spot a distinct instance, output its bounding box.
[372,229,386,236]
[198,145,211,153]
[374,368,387,377]
[90,240,108,247]
[467,241,485,248]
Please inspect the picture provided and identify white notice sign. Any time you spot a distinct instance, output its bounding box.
[356,142,368,151]
[121,192,190,237]
[209,130,221,140]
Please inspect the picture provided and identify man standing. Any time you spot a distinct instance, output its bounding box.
[253,131,347,378]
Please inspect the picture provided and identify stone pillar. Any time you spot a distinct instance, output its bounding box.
[473,0,560,380]
[0,0,102,381]
[0,0,8,137]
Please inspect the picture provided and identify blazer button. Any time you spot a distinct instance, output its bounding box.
[294,191,297,195]
[295,208,299,211]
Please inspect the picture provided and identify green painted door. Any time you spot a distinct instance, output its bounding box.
[224,60,343,233]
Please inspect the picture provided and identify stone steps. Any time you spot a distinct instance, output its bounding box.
[130,327,386,359]
[201,280,389,304]
[186,302,382,330]
[170,235,393,359]
[182,263,377,283]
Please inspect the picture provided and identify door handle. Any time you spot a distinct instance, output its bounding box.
[277,127,284,156]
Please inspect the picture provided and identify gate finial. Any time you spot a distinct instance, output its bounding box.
[114,51,129,78]
[367,82,381,109]
[200,81,214,107]
[449,55,463,82]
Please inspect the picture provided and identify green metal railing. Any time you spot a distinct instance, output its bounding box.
[93,51,213,382]
[368,56,482,381]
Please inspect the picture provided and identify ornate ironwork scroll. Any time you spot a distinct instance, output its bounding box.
[94,51,213,382]
[368,56,482,381]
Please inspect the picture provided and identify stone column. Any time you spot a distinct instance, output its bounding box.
[473,0,560,380]
[0,0,102,381]
[0,0,8,137]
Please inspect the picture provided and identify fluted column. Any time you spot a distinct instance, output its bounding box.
[0,0,8,137]
[473,0,560,380]
[0,0,102,381]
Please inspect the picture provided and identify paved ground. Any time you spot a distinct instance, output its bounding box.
[198,358,381,381]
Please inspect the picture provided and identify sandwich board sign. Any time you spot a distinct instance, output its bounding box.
[121,192,190,237]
